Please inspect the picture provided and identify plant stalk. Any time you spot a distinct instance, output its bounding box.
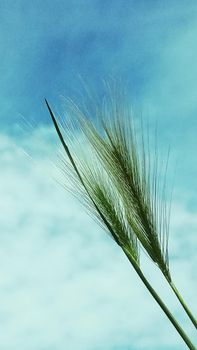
[166,279,197,329]
[123,247,196,350]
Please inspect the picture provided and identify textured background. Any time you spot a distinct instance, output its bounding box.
[0,1,197,349]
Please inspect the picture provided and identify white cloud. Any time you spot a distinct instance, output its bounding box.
[0,128,196,350]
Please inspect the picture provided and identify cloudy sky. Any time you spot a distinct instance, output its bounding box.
[0,1,197,349]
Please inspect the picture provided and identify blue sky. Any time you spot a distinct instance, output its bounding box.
[0,1,197,349]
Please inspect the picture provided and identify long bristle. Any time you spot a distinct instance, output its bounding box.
[45,92,171,280]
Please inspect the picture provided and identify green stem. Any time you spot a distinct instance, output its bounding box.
[167,279,197,329]
[123,247,196,350]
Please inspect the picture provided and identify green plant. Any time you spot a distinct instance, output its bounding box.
[45,92,196,349]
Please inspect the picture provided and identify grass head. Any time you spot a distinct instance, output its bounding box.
[45,90,171,280]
